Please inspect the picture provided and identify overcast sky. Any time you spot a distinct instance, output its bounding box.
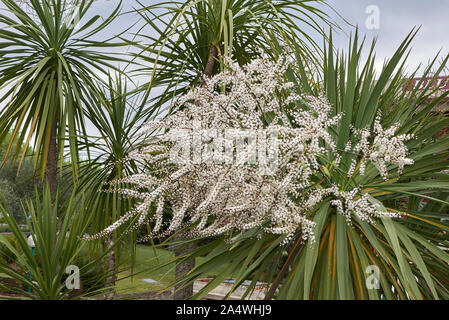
[7,0,449,77]
[2,0,449,146]
[324,0,449,74]
[81,0,449,76]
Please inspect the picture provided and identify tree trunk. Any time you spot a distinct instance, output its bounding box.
[202,44,218,82]
[104,234,117,299]
[173,238,196,300]
[46,111,58,202]
[264,236,302,300]
[173,43,218,300]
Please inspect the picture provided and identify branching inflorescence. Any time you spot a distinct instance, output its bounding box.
[84,55,414,244]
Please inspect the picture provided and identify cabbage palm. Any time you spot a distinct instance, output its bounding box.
[133,0,334,118]
[0,0,125,197]
[72,74,149,298]
[168,29,449,300]
[0,186,113,300]
[132,0,336,299]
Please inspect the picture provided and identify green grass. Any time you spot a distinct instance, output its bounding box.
[115,245,175,294]
[115,244,234,295]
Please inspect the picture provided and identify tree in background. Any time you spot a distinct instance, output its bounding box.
[0,0,130,299]
[0,0,125,199]
[0,133,40,222]
[73,73,150,298]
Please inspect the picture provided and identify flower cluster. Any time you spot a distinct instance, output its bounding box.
[346,115,414,179]
[83,55,413,244]
[370,115,414,178]
[330,188,399,224]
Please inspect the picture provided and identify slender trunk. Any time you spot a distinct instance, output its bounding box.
[202,44,218,82]
[46,111,58,202]
[104,169,121,299]
[104,234,117,299]
[264,237,302,300]
[173,239,196,300]
[173,43,218,300]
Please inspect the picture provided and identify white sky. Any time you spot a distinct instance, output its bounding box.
[5,0,449,76]
[2,0,449,144]
[83,0,449,75]
[323,0,449,75]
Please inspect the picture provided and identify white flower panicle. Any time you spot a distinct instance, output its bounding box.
[83,55,413,243]
[370,114,414,178]
[330,188,399,224]
[346,113,414,179]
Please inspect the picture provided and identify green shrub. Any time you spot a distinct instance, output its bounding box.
[0,186,116,299]
[0,224,30,233]
[70,252,108,296]
[0,234,21,265]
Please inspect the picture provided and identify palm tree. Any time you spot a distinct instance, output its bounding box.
[73,73,150,298]
[0,0,125,199]
[132,0,335,299]
[132,0,336,114]
[171,29,449,300]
